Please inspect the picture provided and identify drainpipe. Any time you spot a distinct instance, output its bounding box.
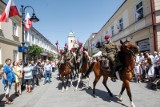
[150,0,157,51]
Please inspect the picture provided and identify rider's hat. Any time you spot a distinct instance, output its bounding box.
[104,34,111,40]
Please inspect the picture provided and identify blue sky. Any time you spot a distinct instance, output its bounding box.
[4,0,124,47]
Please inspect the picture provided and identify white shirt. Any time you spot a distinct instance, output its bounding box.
[148,65,155,77]
[44,64,52,72]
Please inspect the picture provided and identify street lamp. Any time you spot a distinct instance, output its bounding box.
[20,5,39,63]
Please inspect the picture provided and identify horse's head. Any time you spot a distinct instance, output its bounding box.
[120,39,139,56]
[83,51,90,61]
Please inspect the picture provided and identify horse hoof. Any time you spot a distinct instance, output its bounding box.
[87,86,91,90]
[130,101,135,107]
[93,94,97,98]
[109,93,113,97]
[118,94,123,101]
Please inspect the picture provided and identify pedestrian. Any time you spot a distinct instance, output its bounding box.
[134,61,142,83]
[52,60,56,72]
[43,60,52,85]
[147,58,155,82]
[2,58,15,104]
[23,62,33,93]
[32,62,40,86]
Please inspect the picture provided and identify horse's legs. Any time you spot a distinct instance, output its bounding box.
[86,77,91,89]
[102,76,113,97]
[93,76,100,97]
[124,80,135,107]
[66,75,69,91]
[75,73,82,91]
[118,83,125,101]
[61,76,65,93]
[70,72,73,87]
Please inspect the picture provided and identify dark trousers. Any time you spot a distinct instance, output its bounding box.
[33,73,39,86]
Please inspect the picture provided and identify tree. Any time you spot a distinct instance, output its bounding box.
[28,45,43,60]
[48,55,54,61]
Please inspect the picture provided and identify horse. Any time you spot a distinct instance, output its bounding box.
[58,54,73,92]
[85,40,139,107]
[75,50,91,90]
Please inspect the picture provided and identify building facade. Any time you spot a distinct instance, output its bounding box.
[84,33,97,56]
[87,0,160,55]
[0,1,22,64]
[24,27,57,60]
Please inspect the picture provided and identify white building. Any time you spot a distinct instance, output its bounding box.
[24,27,58,59]
[68,32,76,50]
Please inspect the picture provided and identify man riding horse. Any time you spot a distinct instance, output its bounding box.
[97,34,121,82]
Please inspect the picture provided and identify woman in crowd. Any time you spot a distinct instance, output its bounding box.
[147,58,155,82]
[23,62,33,93]
[13,61,22,96]
[134,61,143,83]
[2,58,15,104]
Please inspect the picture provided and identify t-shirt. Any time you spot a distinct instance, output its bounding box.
[3,65,15,83]
[23,66,33,79]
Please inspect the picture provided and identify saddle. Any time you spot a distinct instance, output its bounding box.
[100,58,110,71]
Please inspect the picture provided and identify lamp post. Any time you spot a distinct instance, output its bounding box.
[20,5,39,63]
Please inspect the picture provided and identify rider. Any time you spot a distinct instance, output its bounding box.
[101,34,119,82]
[79,46,90,69]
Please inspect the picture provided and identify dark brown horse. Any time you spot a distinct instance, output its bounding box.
[58,55,73,92]
[75,51,90,90]
[85,40,138,107]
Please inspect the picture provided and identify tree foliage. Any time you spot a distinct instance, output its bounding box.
[48,55,54,61]
[28,45,43,59]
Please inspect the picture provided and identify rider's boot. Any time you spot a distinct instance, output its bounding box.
[110,66,116,82]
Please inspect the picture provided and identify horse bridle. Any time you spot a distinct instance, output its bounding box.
[125,47,136,57]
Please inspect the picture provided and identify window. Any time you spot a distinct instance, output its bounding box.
[25,30,28,41]
[135,1,143,21]
[0,14,2,30]
[12,22,18,36]
[111,26,114,36]
[32,35,34,43]
[0,22,2,30]
[13,50,18,61]
[119,18,123,31]
[0,48,2,64]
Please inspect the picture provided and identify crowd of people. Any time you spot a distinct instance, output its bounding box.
[134,51,160,83]
[0,58,57,104]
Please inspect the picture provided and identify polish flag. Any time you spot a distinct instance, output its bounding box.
[0,0,19,22]
[24,13,32,30]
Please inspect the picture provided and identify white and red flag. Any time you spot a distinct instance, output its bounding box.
[0,0,19,22]
[24,13,32,30]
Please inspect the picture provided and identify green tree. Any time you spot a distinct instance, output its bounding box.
[28,45,43,60]
[48,55,54,61]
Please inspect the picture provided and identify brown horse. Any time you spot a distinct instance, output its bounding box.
[75,51,90,90]
[58,55,73,92]
[85,40,138,107]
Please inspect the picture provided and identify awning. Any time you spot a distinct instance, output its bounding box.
[40,52,48,56]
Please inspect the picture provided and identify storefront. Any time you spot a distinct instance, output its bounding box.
[137,38,150,52]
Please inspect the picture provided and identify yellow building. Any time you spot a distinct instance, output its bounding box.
[0,1,22,64]
[89,0,160,54]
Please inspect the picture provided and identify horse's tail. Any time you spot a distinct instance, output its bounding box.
[84,62,95,78]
